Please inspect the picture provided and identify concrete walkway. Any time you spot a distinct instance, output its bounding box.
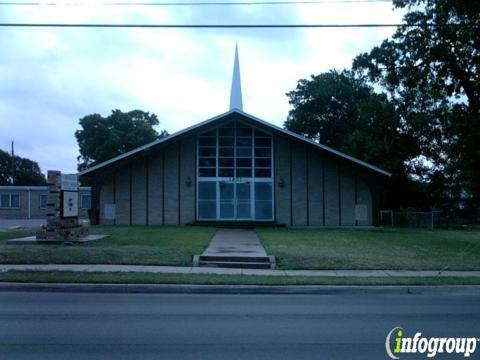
[201,228,267,257]
[1,264,480,277]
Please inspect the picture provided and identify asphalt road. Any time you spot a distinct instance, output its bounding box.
[0,291,479,359]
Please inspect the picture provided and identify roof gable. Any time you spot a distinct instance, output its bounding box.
[79,109,391,177]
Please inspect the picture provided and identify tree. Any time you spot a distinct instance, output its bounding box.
[0,149,46,185]
[285,70,423,209]
[353,0,480,211]
[75,109,169,171]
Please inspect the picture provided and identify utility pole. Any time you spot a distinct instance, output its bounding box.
[11,140,15,185]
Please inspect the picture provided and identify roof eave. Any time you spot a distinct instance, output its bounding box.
[79,109,391,177]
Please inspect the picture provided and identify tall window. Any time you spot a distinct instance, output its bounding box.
[0,194,20,209]
[197,120,273,221]
[40,194,47,209]
[81,195,91,210]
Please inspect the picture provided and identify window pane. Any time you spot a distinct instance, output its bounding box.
[255,168,271,178]
[236,158,252,167]
[201,130,216,137]
[1,194,9,208]
[198,182,216,200]
[40,194,47,209]
[236,168,251,177]
[237,203,251,218]
[255,182,272,200]
[219,182,234,200]
[255,129,269,137]
[236,147,252,157]
[255,137,271,147]
[199,168,216,177]
[199,158,216,167]
[219,158,234,167]
[82,195,91,209]
[199,147,216,157]
[255,148,271,157]
[255,158,271,167]
[199,137,216,146]
[219,168,234,177]
[255,201,272,220]
[236,128,252,136]
[236,183,250,200]
[219,127,234,136]
[219,137,234,146]
[198,200,216,219]
[11,194,19,208]
[236,137,252,147]
[219,147,234,157]
[220,203,234,219]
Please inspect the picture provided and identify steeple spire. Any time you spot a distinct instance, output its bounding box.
[229,43,243,111]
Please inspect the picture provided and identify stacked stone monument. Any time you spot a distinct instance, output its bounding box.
[36,170,88,242]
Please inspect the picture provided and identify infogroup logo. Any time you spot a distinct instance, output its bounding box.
[385,327,479,359]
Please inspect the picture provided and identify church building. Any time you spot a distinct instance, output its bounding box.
[80,46,390,227]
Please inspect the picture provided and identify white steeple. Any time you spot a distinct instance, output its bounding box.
[229,43,243,111]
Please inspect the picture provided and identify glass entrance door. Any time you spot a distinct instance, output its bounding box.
[197,120,273,221]
[219,180,252,220]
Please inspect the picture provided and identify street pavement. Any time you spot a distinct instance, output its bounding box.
[0,291,479,359]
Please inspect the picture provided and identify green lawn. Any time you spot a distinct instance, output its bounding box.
[1,270,479,286]
[0,226,215,266]
[257,228,480,271]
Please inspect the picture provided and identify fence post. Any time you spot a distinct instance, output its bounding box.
[431,209,434,231]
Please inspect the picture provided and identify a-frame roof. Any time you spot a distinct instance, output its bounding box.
[79,109,391,177]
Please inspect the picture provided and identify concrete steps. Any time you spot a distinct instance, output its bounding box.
[194,255,276,269]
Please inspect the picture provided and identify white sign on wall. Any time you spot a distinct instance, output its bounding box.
[355,204,368,222]
[62,191,79,218]
[61,174,79,191]
[104,204,116,220]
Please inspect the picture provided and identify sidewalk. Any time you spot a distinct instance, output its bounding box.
[1,264,480,277]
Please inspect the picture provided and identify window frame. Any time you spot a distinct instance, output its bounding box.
[0,193,20,209]
[81,194,92,210]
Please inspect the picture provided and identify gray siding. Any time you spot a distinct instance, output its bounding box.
[274,137,291,226]
[357,178,372,226]
[340,167,356,226]
[147,153,164,225]
[115,167,131,225]
[291,142,307,226]
[180,137,196,224]
[307,150,324,226]
[164,144,180,225]
[324,158,340,226]
[99,178,114,225]
[131,160,147,225]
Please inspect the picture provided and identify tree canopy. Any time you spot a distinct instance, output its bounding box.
[0,149,46,186]
[75,109,168,171]
[286,0,479,214]
[352,0,480,211]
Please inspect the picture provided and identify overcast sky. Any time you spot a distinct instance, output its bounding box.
[0,0,404,174]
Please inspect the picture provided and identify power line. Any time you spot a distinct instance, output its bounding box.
[0,0,392,6]
[0,23,401,28]
[0,23,474,28]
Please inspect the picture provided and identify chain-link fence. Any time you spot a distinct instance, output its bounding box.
[380,209,479,230]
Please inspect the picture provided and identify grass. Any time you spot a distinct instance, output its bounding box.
[0,270,479,286]
[257,227,480,271]
[0,226,215,267]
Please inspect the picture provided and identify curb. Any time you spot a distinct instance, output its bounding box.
[1,282,480,295]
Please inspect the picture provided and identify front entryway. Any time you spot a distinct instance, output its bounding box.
[197,120,274,221]
[194,228,275,269]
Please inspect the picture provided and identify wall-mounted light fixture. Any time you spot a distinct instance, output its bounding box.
[278,177,285,188]
[185,176,192,187]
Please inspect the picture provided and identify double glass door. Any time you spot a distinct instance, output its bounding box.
[219,180,252,220]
